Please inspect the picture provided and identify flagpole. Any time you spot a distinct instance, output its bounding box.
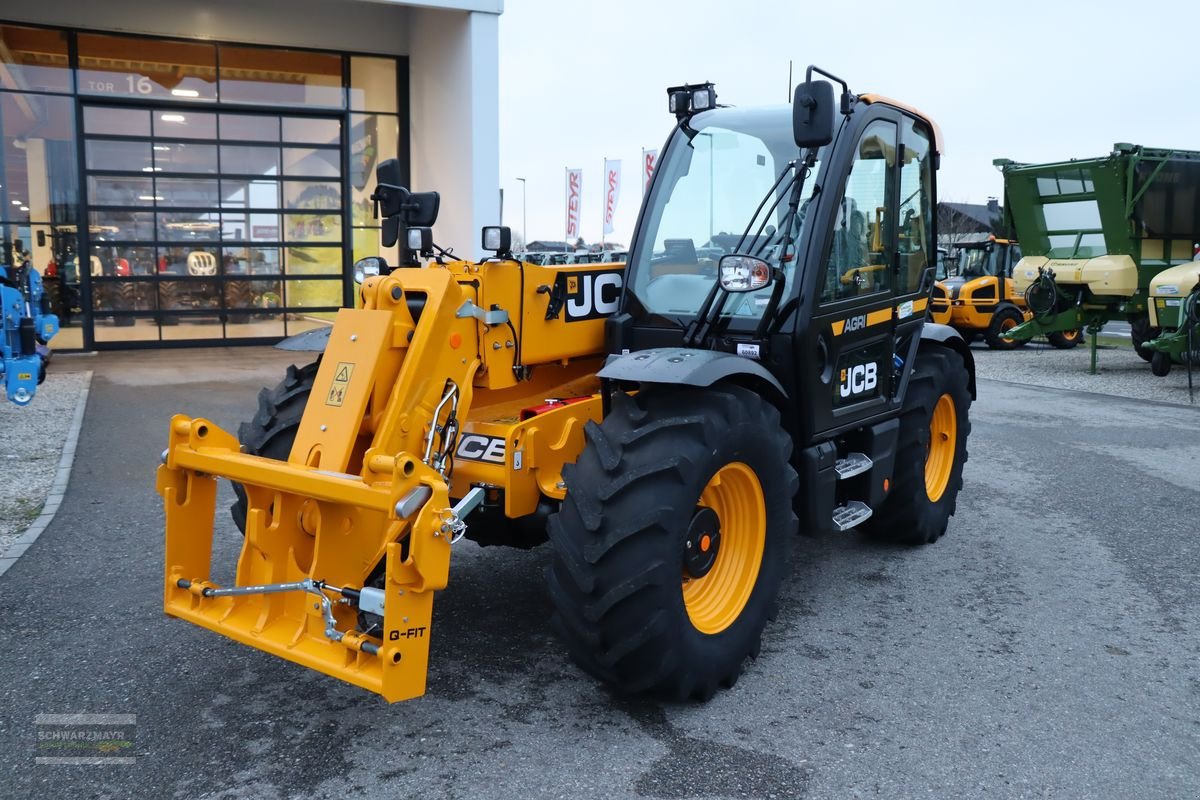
[641,149,646,199]
[601,158,606,250]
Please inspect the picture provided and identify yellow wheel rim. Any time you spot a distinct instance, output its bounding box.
[682,462,766,635]
[925,393,957,502]
[1000,317,1017,332]
[1063,329,1080,342]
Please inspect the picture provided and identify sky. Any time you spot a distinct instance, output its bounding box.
[497,0,1200,248]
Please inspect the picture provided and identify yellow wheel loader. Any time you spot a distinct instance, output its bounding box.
[930,238,1082,349]
[157,67,975,703]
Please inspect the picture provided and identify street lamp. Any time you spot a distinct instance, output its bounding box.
[516,177,527,249]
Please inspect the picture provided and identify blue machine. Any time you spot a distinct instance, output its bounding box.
[2,259,60,406]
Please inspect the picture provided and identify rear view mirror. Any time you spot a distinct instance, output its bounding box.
[372,159,440,226]
[405,191,440,228]
[793,80,834,148]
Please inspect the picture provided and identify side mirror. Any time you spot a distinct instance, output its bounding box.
[793,80,834,148]
[718,254,773,293]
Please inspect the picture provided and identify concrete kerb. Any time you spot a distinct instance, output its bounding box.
[0,371,93,580]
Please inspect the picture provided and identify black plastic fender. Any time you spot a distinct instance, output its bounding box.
[273,325,332,352]
[920,322,976,398]
[597,348,787,403]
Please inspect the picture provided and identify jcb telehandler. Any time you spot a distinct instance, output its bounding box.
[931,237,1081,349]
[157,68,975,703]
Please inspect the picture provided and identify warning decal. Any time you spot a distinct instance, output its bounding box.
[325,362,355,406]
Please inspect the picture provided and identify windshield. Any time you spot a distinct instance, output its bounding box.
[958,247,996,277]
[629,106,824,324]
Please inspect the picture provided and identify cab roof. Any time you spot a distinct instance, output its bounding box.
[858,94,944,156]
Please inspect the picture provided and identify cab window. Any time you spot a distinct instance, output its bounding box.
[822,120,897,303]
[896,117,933,295]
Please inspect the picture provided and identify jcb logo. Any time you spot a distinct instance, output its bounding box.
[844,315,868,332]
[563,269,623,322]
[456,434,506,464]
[839,362,878,398]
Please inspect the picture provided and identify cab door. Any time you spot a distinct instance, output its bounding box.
[804,115,901,435]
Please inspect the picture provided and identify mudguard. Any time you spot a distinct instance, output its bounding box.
[274,324,332,352]
[597,348,787,400]
[920,322,976,398]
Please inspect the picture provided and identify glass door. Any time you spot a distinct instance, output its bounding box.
[82,103,345,345]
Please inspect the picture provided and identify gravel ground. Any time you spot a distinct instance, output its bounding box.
[972,340,1200,406]
[0,371,91,553]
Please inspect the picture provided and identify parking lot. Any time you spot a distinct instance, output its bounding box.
[1,346,1198,799]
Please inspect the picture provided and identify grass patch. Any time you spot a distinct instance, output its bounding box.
[1,497,44,526]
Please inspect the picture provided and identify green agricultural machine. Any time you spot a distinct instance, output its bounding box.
[995,144,1200,377]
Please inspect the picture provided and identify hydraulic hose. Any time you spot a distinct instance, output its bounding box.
[1025,269,1059,318]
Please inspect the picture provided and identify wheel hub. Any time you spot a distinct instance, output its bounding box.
[683,507,721,579]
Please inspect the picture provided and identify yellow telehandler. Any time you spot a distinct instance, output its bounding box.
[157,67,974,703]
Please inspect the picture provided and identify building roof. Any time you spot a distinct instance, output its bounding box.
[942,202,1001,230]
[525,241,573,252]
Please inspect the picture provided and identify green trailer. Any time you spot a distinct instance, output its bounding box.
[1144,259,1200,377]
[994,144,1200,373]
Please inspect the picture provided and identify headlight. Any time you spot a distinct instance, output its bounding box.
[718,254,772,293]
[353,256,385,284]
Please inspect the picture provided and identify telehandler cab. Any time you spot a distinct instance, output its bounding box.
[157,67,975,703]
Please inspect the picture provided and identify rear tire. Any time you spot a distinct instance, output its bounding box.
[546,384,798,700]
[230,361,320,533]
[861,346,971,545]
[225,280,255,324]
[1130,315,1160,363]
[158,280,181,326]
[984,305,1025,350]
[1047,329,1082,349]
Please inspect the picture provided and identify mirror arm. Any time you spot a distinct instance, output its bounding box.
[805,65,853,114]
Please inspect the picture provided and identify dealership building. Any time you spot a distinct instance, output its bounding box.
[1,0,500,350]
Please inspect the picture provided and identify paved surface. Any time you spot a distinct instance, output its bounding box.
[1,348,1198,799]
[970,338,1199,407]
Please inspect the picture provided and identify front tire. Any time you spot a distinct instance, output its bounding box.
[862,346,971,545]
[546,384,798,700]
[1130,315,1160,363]
[1150,351,1172,377]
[1047,328,1082,349]
[984,305,1025,350]
[230,361,320,533]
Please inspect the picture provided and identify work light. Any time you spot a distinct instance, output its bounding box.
[667,83,717,120]
[407,226,432,253]
[481,226,512,255]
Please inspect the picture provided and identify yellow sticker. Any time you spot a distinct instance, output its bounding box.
[325,362,355,407]
[17,372,32,381]
[567,276,579,293]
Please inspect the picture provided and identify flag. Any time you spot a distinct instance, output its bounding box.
[565,168,582,241]
[603,159,622,236]
[643,149,658,194]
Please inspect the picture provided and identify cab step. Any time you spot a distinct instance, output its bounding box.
[832,501,873,532]
[834,452,873,480]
